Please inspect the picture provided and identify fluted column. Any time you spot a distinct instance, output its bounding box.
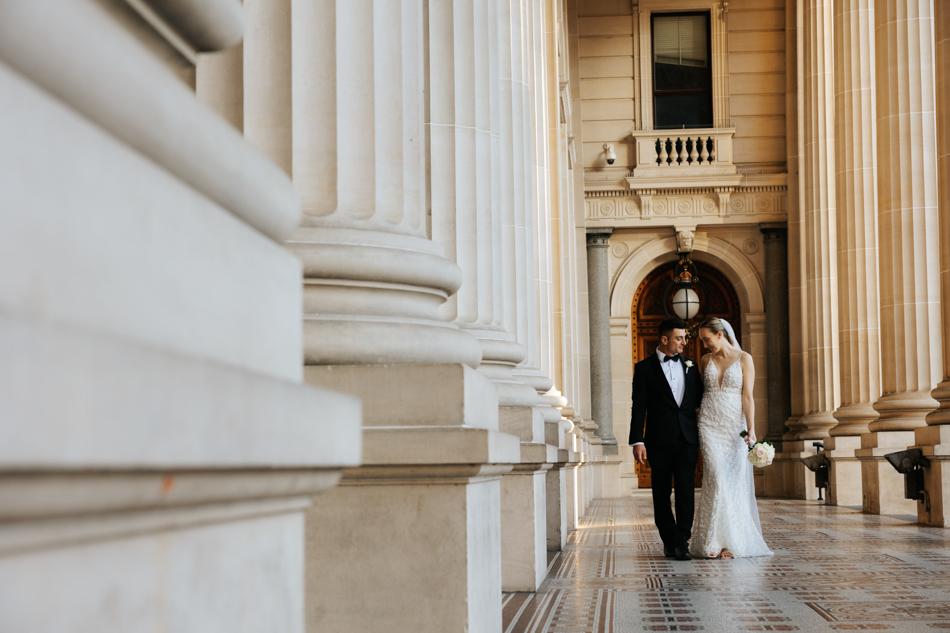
[800,0,840,438]
[870,0,942,429]
[428,0,537,406]
[826,0,880,507]
[244,0,292,174]
[927,0,950,426]
[831,0,881,436]
[916,0,950,526]
[289,0,481,369]
[195,44,243,132]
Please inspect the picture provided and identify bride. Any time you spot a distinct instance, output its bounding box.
[690,317,772,559]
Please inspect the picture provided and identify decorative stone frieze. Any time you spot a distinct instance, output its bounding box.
[584,182,787,229]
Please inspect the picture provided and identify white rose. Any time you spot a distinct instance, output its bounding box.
[684,360,694,368]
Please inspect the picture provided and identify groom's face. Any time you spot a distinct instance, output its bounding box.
[660,328,687,355]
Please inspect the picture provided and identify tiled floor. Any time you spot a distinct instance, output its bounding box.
[503,491,950,632]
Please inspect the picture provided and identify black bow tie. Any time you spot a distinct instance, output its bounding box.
[662,354,682,363]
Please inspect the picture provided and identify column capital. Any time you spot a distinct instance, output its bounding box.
[585,227,613,247]
[759,222,788,240]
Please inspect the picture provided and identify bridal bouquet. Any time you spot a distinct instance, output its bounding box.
[740,431,775,467]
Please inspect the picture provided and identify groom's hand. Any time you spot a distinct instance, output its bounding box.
[633,444,648,465]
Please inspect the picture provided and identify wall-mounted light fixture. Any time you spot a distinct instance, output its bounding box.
[603,143,616,165]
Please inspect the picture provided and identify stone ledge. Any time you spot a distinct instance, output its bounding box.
[1,315,361,469]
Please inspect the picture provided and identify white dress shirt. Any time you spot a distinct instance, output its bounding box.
[658,348,686,406]
[631,349,686,447]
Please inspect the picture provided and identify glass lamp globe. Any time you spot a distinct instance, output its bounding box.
[672,287,700,320]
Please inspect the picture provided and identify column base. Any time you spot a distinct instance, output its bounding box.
[0,319,361,632]
[762,442,789,497]
[926,380,950,426]
[825,436,863,507]
[856,431,917,516]
[593,454,623,499]
[546,454,568,551]
[914,425,950,526]
[501,447,554,592]
[773,441,823,500]
[303,364,521,633]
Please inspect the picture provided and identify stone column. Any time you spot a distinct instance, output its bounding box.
[195,43,243,132]
[426,0,552,596]
[291,1,519,631]
[859,0,942,517]
[801,0,841,439]
[586,227,617,455]
[429,0,537,407]
[760,223,792,445]
[0,0,360,628]
[916,0,950,526]
[243,0,292,174]
[828,0,881,508]
[777,0,806,498]
[778,0,839,500]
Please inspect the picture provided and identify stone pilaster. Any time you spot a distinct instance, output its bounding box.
[586,227,618,456]
[916,0,950,526]
[760,223,792,444]
[828,0,880,508]
[859,0,942,517]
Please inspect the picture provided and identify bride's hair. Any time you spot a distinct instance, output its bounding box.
[698,317,736,346]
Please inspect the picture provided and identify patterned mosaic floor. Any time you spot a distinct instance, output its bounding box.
[503,490,950,632]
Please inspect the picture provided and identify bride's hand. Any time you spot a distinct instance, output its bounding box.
[745,430,756,445]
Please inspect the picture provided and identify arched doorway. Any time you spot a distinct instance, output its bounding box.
[631,260,741,488]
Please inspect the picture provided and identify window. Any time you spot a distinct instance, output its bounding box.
[652,12,713,129]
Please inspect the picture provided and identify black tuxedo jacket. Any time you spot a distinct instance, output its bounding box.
[629,353,704,447]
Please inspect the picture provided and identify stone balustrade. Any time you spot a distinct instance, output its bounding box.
[629,127,739,180]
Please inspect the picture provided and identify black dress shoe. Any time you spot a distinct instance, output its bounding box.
[663,546,676,558]
[673,546,692,561]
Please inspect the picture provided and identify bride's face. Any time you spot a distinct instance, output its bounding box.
[698,328,724,353]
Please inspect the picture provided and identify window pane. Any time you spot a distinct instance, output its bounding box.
[653,15,707,68]
[679,16,707,67]
[655,93,713,129]
[654,62,711,92]
[654,19,680,65]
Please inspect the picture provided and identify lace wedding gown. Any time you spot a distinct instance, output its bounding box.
[690,359,773,559]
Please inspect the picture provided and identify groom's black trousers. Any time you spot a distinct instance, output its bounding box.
[648,439,699,549]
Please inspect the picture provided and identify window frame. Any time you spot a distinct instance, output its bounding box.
[650,10,714,130]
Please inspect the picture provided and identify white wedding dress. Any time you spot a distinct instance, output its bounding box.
[690,358,773,559]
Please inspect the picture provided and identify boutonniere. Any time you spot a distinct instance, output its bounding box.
[684,360,694,368]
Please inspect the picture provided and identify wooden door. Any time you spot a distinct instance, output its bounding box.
[631,261,741,488]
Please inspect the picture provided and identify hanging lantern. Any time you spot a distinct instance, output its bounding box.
[663,253,709,338]
[672,287,700,320]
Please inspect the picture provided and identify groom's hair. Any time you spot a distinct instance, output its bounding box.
[658,317,688,341]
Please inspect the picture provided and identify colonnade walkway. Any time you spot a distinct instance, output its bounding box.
[503,490,950,632]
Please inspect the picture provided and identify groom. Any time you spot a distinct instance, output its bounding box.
[630,317,704,561]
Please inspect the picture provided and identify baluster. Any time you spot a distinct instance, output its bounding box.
[689,137,699,164]
[654,139,662,166]
[699,136,710,163]
[659,138,669,166]
[709,137,717,162]
[677,138,688,165]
